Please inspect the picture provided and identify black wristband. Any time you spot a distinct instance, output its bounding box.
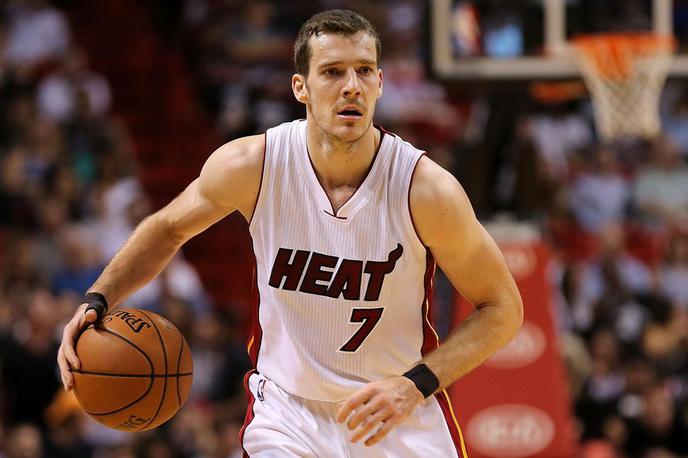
[403,363,439,398]
[83,292,108,320]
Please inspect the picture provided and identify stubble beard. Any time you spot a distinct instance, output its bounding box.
[309,105,373,153]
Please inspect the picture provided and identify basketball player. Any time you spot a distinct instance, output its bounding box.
[58,10,522,457]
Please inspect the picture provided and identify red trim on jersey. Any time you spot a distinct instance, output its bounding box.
[420,253,468,457]
[323,209,348,220]
[375,123,395,137]
[247,260,262,366]
[241,250,262,456]
[248,133,267,226]
[408,152,427,246]
[244,139,264,456]
[239,369,257,457]
[436,390,469,458]
[421,250,439,356]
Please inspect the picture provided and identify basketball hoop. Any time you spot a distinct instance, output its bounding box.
[571,33,675,141]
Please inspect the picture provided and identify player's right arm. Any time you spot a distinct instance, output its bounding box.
[57,134,265,390]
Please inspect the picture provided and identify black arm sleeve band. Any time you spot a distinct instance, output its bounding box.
[83,292,108,320]
[403,363,440,398]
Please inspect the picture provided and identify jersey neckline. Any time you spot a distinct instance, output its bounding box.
[299,120,389,220]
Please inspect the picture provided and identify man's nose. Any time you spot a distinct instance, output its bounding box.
[342,69,362,97]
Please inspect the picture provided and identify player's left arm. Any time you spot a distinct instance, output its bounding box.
[337,156,523,446]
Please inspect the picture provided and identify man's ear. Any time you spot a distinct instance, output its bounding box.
[377,68,383,98]
[292,74,308,104]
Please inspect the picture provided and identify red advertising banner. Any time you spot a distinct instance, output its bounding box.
[450,242,577,458]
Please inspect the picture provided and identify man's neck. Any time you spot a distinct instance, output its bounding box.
[306,121,381,191]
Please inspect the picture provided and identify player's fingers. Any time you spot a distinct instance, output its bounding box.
[62,305,97,369]
[347,397,385,430]
[61,322,81,369]
[82,308,98,325]
[62,338,81,370]
[64,368,74,391]
[350,406,393,443]
[57,349,73,390]
[364,417,399,447]
[336,389,374,423]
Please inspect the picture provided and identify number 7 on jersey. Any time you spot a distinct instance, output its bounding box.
[339,307,384,352]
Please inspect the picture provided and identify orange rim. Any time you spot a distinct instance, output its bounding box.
[571,33,676,79]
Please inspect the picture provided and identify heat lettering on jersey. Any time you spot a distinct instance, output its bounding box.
[268,244,403,301]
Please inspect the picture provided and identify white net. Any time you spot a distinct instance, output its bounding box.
[572,34,675,142]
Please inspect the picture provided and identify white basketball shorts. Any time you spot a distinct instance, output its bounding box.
[239,371,468,457]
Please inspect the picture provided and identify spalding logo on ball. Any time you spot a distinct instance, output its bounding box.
[72,307,193,431]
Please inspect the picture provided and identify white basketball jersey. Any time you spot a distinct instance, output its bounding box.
[248,119,437,401]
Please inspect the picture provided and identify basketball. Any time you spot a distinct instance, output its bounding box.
[72,307,193,432]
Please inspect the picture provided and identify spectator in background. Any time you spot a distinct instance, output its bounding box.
[375,52,460,140]
[0,21,17,147]
[3,0,70,72]
[558,262,601,334]
[37,48,112,124]
[641,293,688,376]
[528,104,592,181]
[623,383,688,457]
[1,234,44,293]
[581,224,653,305]
[633,136,688,229]
[0,146,37,228]
[576,329,626,439]
[3,93,39,149]
[0,289,62,427]
[24,118,64,192]
[3,423,44,458]
[223,1,290,68]
[660,82,688,159]
[569,145,630,234]
[44,410,94,458]
[188,311,248,407]
[52,224,103,297]
[658,234,688,309]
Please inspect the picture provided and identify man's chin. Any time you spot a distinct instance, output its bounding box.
[332,122,370,141]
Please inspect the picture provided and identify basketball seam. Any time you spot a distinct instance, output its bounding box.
[79,329,155,416]
[73,370,192,378]
[139,310,168,431]
[176,338,184,407]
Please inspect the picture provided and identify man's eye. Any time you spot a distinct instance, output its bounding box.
[325,69,341,76]
[359,67,372,74]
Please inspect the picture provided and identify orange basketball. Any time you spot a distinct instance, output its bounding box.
[72,307,193,431]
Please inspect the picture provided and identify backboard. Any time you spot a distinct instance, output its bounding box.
[431,0,688,80]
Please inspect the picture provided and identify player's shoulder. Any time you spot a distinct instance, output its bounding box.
[409,156,477,247]
[410,155,466,207]
[199,134,265,209]
[205,134,265,173]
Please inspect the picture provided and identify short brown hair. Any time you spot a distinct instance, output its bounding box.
[294,9,381,76]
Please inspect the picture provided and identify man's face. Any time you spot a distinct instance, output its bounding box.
[293,31,383,144]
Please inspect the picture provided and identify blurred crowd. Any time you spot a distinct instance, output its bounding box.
[2,0,688,457]
[490,84,688,457]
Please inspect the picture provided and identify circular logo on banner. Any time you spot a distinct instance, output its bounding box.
[500,245,537,281]
[467,405,555,457]
[485,321,546,369]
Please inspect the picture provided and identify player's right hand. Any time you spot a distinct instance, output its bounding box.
[57,303,99,391]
